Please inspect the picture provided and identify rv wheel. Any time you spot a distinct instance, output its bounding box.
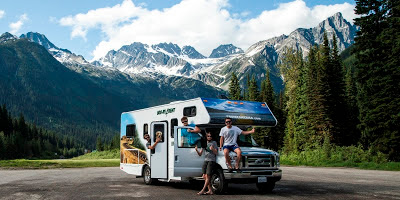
[256,182,275,193]
[210,169,228,194]
[143,166,157,185]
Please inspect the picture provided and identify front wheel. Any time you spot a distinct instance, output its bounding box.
[143,165,157,185]
[256,182,275,193]
[210,169,228,194]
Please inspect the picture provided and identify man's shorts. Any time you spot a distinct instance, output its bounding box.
[222,144,239,151]
[202,161,215,175]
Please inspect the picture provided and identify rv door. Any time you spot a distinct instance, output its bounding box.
[150,122,168,179]
[174,126,204,177]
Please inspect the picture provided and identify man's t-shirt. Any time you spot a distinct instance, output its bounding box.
[219,126,242,146]
[181,123,200,145]
[204,141,218,161]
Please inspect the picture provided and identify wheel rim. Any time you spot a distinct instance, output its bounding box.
[211,175,220,190]
[145,168,151,182]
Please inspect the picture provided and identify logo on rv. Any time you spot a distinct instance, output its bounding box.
[157,108,176,115]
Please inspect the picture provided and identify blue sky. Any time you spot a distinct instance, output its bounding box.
[0,0,356,61]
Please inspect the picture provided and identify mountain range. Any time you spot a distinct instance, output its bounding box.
[92,12,358,91]
[0,12,357,147]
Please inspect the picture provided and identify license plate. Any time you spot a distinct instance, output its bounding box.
[258,177,267,183]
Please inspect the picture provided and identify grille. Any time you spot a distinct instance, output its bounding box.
[245,155,274,168]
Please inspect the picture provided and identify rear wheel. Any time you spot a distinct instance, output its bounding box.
[256,182,275,193]
[143,166,157,185]
[210,169,228,194]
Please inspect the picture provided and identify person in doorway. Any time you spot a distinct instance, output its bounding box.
[144,133,161,150]
[180,116,201,147]
[219,117,255,172]
[195,132,218,195]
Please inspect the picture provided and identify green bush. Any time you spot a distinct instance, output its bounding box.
[280,144,399,170]
[72,149,120,160]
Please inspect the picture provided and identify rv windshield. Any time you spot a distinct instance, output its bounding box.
[237,134,259,147]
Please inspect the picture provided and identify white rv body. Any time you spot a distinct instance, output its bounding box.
[120,97,281,193]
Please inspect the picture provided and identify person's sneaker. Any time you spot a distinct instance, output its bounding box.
[227,168,233,173]
[236,168,242,173]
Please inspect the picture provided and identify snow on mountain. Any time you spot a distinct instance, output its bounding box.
[209,44,244,58]
[0,32,19,43]
[18,12,357,94]
[193,12,358,90]
[20,32,89,66]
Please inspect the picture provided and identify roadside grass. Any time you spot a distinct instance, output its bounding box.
[72,149,120,160]
[281,157,400,171]
[280,144,400,171]
[0,150,120,169]
[0,159,119,169]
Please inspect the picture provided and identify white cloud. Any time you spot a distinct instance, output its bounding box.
[59,0,356,60]
[9,14,28,35]
[59,0,147,41]
[0,10,5,19]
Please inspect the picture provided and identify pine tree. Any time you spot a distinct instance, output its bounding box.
[248,75,259,101]
[293,55,310,151]
[344,63,360,145]
[306,44,331,146]
[328,34,350,145]
[244,74,251,100]
[277,48,303,153]
[260,71,276,110]
[0,131,6,159]
[229,72,241,100]
[96,136,103,151]
[354,0,400,160]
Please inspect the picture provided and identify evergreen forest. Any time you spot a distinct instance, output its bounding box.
[229,0,399,162]
[0,104,85,159]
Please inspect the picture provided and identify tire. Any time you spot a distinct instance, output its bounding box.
[256,182,275,193]
[210,169,228,194]
[143,165,157,185]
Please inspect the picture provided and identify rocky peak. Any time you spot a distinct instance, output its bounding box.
[0,32,18,43]
[20,32,88,65]
[312,12,358,49]
[182,45,206,59]
[152,42,181,56]
[20,32,60,50]
[209,44,244,58]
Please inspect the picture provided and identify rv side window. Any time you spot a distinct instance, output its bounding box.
[126,124,136,138]
[153,124,165,143]
[177,128,201,148]
[183,106,196,117]
[171,118,178,138]
[143,124,148,135]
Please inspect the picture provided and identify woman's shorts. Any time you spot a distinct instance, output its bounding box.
[202,161,215,175]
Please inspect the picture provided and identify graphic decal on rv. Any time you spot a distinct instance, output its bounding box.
[120,113,148,164]
[202,98,277,126]
[157,107,175,115]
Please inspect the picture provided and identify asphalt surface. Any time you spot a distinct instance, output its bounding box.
[0,166,399,199]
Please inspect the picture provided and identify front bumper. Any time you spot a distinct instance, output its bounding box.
[223,168,282,182]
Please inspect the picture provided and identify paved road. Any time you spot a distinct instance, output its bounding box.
[0,166,399,199]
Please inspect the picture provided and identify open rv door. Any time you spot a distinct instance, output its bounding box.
[150,122,168,179]
[174,126,204,177]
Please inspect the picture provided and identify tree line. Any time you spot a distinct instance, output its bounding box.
[0,104,85,159]
[228,0,399,161]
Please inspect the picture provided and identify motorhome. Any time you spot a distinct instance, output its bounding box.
[120,97,282,193]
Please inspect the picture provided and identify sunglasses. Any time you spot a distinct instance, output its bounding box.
[182,120,188,123]
[225,121,232,123]
[207,135,212,137]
